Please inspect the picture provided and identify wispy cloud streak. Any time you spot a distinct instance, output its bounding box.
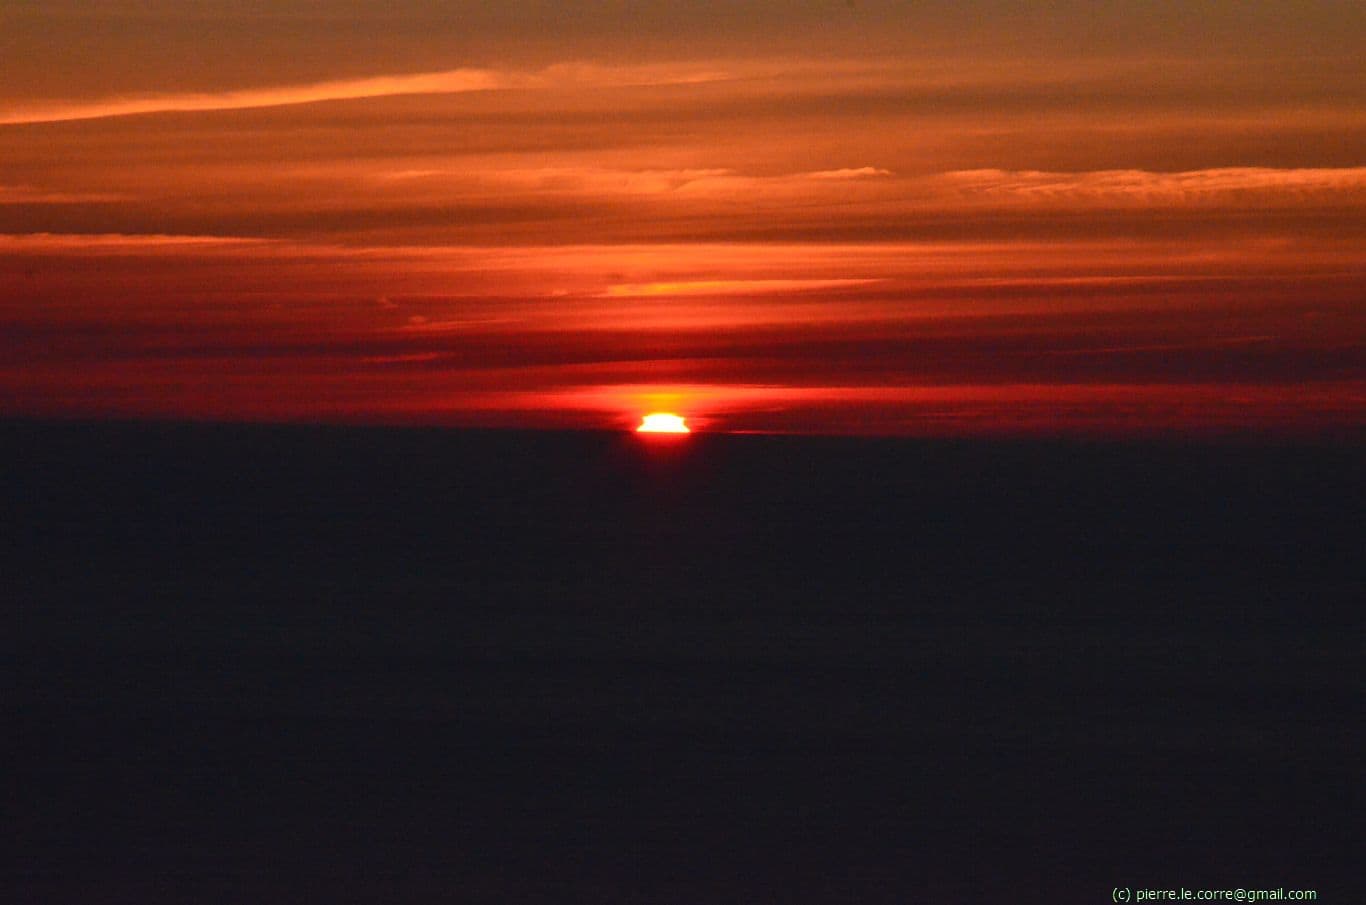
[0,63,732,125]
[939,168,1366,204]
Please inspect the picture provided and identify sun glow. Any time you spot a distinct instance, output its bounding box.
[636,413,691,433]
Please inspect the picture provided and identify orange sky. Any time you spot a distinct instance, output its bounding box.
[2,2,1363,435]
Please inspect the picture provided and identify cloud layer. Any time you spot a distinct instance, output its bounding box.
[2,10,1363,436]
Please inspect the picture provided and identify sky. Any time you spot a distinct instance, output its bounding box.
[2,1,1363,435]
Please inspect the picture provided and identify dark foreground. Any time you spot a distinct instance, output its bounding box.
[6,421,1362,903]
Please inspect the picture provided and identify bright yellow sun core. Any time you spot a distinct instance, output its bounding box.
[637,413,690,433]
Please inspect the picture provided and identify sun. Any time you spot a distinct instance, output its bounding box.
[636,412,691,434]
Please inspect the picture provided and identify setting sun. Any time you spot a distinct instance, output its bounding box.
[636,413,691,434]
